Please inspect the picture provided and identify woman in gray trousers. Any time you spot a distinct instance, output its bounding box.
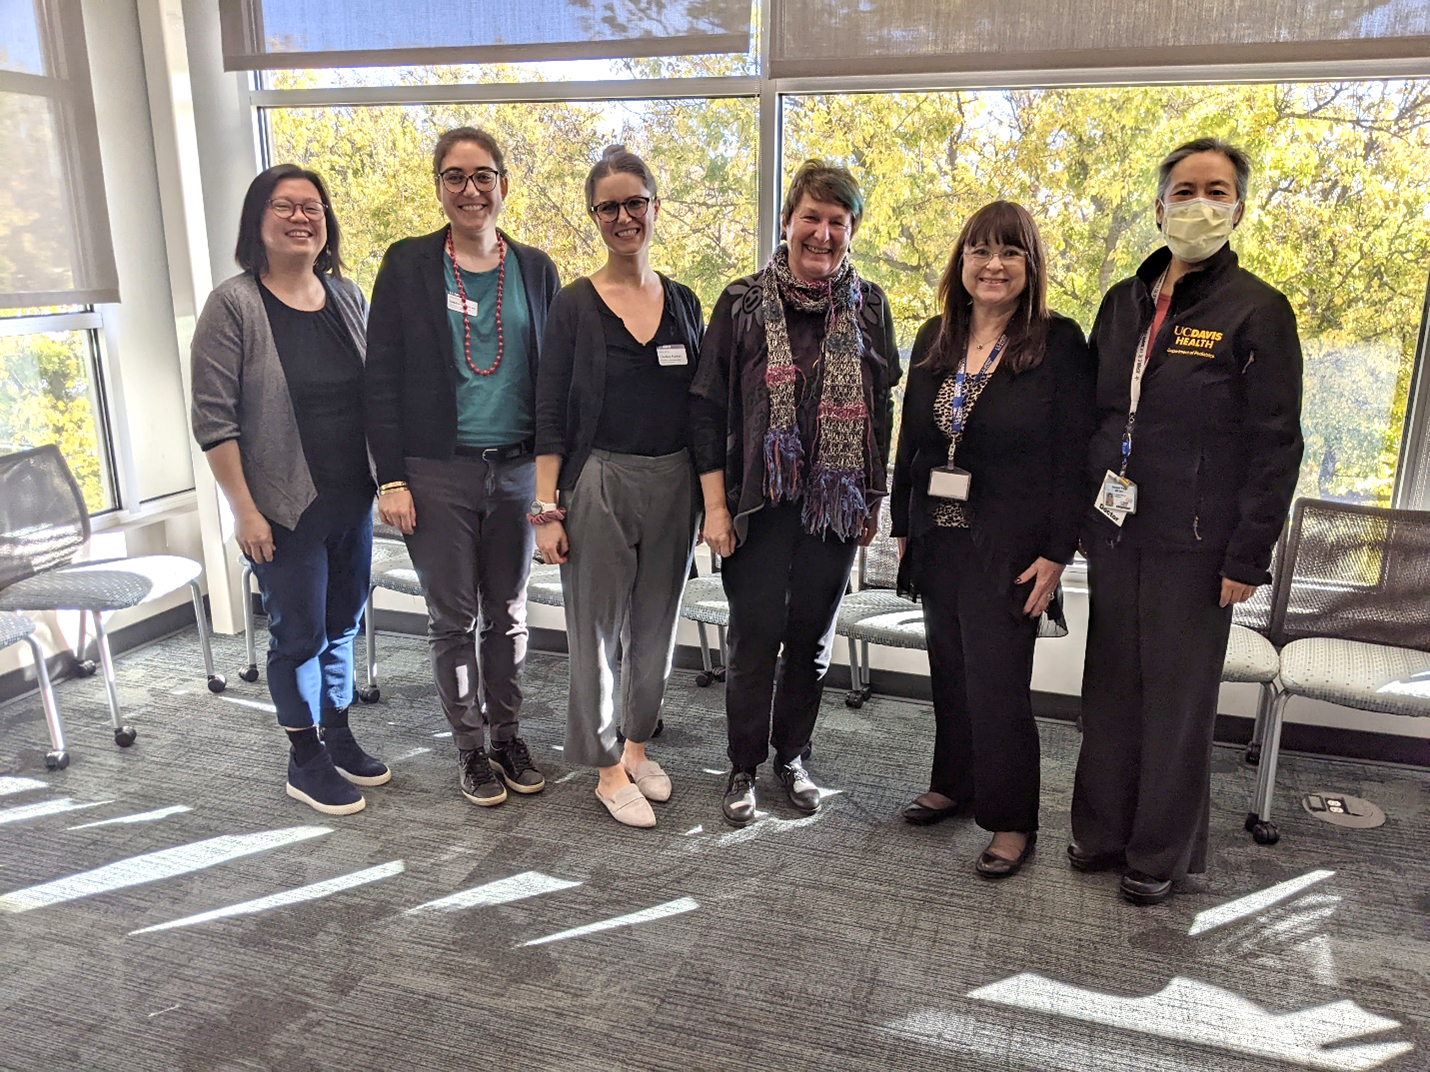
[533,146,704,828]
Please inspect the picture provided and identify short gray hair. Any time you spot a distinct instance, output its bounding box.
[1156,138,1251,203]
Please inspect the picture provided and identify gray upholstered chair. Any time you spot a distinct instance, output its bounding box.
[836,508,922,708]
[1247,498,1430,845]
[354,524,419,703]
[1223,529,1286,768]
[0,445,222,750]
[680,557,729,688]
[0,611,67,769]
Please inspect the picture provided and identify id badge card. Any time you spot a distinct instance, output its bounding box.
[1095,469,1138,526]
[656,344,688,367]
[928,465,972,501]
[446,292,479,317]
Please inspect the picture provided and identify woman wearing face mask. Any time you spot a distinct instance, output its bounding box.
[1071,138,1303,905]
[691,160,900,827]
[533,145,704,828]
[890,201,1094,878]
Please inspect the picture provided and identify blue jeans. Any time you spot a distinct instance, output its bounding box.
[251,489,373,730]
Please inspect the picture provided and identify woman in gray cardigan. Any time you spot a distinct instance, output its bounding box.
[190,164,387,816]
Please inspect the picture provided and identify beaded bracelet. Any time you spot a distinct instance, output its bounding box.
[527,507,567,526]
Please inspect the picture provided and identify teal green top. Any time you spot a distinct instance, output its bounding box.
[445,248,534,447]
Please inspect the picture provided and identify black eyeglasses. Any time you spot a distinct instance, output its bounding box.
[268,199,326,221]
[438,167,504,193]
[590,196,653,222]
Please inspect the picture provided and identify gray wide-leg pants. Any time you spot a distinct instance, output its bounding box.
[560,449,697,768]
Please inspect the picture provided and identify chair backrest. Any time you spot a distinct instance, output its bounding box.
[1231,524,1285,635]
[1269,497,1430,652]
[0,445,89,590]
[858,503,899,591]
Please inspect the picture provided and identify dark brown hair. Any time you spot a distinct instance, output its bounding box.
[584,143,657,208]
[234,164,344,277]
[432,126,506,179]
[924,200,1049,376]
[780,159,865,234]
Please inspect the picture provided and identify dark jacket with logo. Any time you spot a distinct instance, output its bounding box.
[535,274,704,491]
[1084,243,1304,585]
[364,226,560,485]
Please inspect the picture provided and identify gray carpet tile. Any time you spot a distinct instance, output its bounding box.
[0,626,1426,1072]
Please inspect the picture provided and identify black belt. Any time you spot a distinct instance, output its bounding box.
[453,439,534,461]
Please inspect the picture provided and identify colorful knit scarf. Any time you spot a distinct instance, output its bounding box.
[761,245,871,539]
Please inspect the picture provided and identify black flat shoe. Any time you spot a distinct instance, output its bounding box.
[901,797,965,826]
[975,832,1037,879]
[1067,843,1126,873]
[1120,869,1174,905]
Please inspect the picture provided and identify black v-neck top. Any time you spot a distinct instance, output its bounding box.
[591,286,694,456]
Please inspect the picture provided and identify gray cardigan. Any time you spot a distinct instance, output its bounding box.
[190,271,369,530]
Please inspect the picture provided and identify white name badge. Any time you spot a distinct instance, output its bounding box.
[928,465,972,501]
[656,344,688,367]
[1095,469,1138,527]
[446,292,479,317]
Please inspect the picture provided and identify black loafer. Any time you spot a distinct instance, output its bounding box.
[722,769,757,827]
[1120,869,1174,905]
[901,797,965,826]
[975,832,1037,879]
[1067,843,1126,873]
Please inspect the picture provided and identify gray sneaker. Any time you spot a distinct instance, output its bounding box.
[459,747,507,806]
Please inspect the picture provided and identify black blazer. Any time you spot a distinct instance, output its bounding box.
[891,313,1095,569]
[535,274,704,491]
[364,226,561,484]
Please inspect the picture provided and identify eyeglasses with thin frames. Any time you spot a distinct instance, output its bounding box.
[439,168,504,194]
[964,246,1027,266]
[268,199,326,221]
[590,196,653,223]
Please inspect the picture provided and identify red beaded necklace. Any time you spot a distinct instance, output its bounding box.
[446,227,507,377]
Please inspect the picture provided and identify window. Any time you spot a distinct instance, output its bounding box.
[0,310,116,512]
[262,95,759,312]
[783,80,1430,507]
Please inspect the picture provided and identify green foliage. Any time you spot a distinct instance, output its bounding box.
[268,71,1430,508]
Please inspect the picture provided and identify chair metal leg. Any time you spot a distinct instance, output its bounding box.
[189,581,226,693]
[1245,691,1289,845]
[356,587,380,703]
[1245,682,1275,764]
[91,612,137,747]
[72,609,97,676]
[23,635,68,770]
[695,622,716,686]
[845,637,871,708]
[239,560,260,683]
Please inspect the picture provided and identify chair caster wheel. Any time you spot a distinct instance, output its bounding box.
[1244,812,1279,844]
[76,660,97,677]
[114,726,137,748]
[46,750,70,771]
[357,686,380,703]
[844,686,870,709]
[239,665,259,683]
[1245,744,1262,766]
[652,718,664,737]
[207,674,227,694]
[695,671,714,687]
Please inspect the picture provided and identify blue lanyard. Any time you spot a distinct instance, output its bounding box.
[948,334,1007,437]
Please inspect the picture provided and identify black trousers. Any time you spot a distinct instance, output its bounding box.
[916,527,1041,833]
[1072,541,1233,881]
[721,503,858,771]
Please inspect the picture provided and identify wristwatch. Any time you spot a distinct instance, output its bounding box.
[529,499,559,515]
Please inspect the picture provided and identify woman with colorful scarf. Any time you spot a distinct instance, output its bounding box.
[690,160,900,827]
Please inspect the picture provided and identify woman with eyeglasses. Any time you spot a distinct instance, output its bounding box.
[191,163,387,816]
[890,201,1094,878]
[532,145,703,828]
[365,127,560,810]
[691,160,901,827]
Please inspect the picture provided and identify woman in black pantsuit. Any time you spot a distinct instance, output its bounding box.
[891,201,1094,878]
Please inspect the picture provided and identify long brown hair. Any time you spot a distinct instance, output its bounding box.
[923,200,1049,375]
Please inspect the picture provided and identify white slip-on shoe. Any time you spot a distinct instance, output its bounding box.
[596,784,656,828]
[625,759,672,802]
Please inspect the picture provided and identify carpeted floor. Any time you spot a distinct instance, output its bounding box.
[0,626,1425,1072]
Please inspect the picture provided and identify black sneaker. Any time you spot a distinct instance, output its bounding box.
[320,726,392,787]
[776,757,820,814]
[286,748,365,816]
[459,747,508,806]
[489,737,545,793]
[722,768,757,827]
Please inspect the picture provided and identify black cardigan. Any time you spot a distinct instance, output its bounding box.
[364,226,561,485]
[689,273,901,543]
[1084,244,1304,585]
[891,313,1095,569]
[535,274,704,491]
